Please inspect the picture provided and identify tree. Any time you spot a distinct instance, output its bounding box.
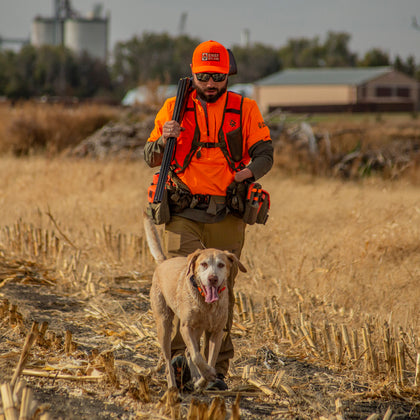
[1,31,419,99]
[0,45,112,99]
[73,51,112,98]
[0,50,14,95]
[322,31,357,67]
[278,32,357,68]
[231,43,282,83]
[359,48,390,67]
[34,45,71,96]
[4,45,37,99]
[394,55,416,77]
[112,32,201,90]
[279,37,324,68]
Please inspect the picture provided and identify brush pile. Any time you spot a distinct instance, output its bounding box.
[269,112,420,181]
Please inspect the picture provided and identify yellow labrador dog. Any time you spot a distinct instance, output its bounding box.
[143,213,246,390]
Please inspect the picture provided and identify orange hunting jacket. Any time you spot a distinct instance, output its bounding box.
[146,89,271,196]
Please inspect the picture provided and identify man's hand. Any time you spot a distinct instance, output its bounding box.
[234,168,253,182]
[162,121,183,145]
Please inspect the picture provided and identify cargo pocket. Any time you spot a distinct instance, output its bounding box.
[164,230,181,255]
[146,189,171,225]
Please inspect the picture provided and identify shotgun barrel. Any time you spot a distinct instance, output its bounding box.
[153,77,192,203]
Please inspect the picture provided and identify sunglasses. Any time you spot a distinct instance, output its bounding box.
[195,73,227,82]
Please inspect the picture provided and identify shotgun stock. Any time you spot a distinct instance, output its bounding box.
[153,77,192,203]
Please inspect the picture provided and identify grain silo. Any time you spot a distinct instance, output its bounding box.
[30,1,109,62]
[31,17,63,47]
[64,17,108,61]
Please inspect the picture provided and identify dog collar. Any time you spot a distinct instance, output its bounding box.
[189,275,226,297]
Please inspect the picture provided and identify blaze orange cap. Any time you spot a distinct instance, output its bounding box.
[191,40,230,74]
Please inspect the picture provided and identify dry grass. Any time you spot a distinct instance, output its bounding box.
[0,102,119,156]
[0,156,418,332]
[0,156,419,418]
[248,171,420,327]
[0,105,419,419]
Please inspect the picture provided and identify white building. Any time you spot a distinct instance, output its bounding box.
[31,1,109,61]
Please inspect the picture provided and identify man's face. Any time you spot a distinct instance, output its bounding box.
[192,72,228,103]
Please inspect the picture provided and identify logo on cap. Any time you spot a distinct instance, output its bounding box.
[202,52,220,62]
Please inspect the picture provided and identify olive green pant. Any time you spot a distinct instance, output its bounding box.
[165,214,246,376]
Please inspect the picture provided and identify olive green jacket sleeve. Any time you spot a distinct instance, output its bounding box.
[247,139,274,181]
[144,136,166,167]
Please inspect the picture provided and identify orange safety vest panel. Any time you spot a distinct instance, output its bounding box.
[172,91,244,172]
[148,90,270,196]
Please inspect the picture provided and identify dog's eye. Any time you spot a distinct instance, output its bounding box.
[201,262,208,269]
[217,263,225,268]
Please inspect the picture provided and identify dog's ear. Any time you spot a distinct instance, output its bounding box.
[186,249,203,277]
[224,252,247,273]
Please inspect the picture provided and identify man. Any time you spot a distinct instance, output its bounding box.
[144,40,273,390]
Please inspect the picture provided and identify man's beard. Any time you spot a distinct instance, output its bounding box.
[195,83,227,103]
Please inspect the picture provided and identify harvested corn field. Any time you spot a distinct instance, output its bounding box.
[0,156,419,419]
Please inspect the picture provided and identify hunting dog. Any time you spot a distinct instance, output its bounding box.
[143,213,246,390]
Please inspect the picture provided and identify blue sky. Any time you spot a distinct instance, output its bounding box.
[1,0,420,61]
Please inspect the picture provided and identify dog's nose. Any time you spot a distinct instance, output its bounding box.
[208,274,218,287]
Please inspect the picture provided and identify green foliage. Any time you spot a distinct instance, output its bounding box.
[279,36,324,68]
[359,48,390,67]
[111,32,201,89]
[0,30,419,100]
[322,32,357,66]
[0,45,112,99]
[231,43,282,83]
[393,55,417,77]
[279,31,357,68]
[1,46,37,99]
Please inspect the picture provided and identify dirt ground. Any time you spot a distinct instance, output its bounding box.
[0,113,419,418]
[1,252,419,419]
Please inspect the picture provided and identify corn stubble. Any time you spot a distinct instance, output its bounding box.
[0,107,419,418]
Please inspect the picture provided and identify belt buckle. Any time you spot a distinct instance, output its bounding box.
[190,194,210,209]
[199,195,210,205]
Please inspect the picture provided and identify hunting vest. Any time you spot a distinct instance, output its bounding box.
[171,91,248,175]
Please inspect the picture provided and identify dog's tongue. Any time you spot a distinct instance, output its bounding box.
[204,286,219,303]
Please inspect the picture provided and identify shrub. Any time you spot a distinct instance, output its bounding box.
[0,101,120,156]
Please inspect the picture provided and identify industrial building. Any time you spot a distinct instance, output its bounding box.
[254,67,419,113]
[31,0,109,61]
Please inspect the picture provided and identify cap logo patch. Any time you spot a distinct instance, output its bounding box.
[202,52,220,62]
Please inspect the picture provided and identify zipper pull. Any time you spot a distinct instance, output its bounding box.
[196,146,202,159]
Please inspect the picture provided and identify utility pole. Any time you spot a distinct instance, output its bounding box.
[178,12,187,35]
[412,16,420,31]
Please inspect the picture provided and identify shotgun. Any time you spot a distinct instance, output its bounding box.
[153,76,192,203]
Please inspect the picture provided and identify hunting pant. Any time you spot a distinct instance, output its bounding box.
[164,214,246,376]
